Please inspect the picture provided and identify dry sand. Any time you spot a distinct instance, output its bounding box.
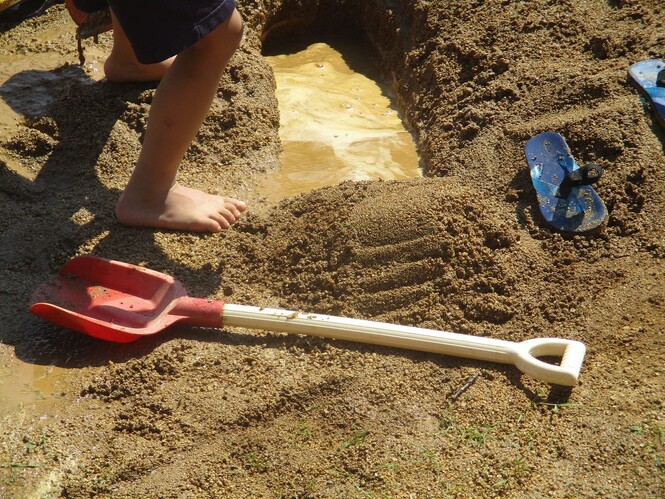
[0,0,664,497]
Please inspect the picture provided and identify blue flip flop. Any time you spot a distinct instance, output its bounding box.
[525,132,607,233]
[628,59,665,129]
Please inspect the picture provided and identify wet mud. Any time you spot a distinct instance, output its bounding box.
[1,1,664,497]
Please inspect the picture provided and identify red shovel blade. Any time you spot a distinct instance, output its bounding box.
[30,256,223,343]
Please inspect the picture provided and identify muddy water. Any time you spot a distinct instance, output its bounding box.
[0,360,67,413]
[259,40,420,203]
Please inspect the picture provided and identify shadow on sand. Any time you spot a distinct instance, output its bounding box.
[0,64,226,370]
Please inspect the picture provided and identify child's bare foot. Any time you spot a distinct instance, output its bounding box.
[104,54,175,83]
[115,182,247,232]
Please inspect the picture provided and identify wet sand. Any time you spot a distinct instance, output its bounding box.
[1,1,664,497]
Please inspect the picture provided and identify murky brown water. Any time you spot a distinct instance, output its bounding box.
[259,41,420,203]
[0,360,66,413]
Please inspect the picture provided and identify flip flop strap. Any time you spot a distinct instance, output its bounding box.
[530,154,585,215]
[657,69,665,87]
[645,69,665,99]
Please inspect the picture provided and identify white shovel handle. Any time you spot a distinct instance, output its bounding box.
[221,304,585,386]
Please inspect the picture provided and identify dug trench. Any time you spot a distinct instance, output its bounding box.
[0,0,664,497]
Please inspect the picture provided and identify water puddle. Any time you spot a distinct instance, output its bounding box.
[0,354,68,416]
[259,39,420,203]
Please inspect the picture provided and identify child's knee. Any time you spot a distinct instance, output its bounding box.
[194,9,243,55]
[226,9,244,42]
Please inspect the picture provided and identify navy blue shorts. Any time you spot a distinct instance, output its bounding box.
[73,0,237,64]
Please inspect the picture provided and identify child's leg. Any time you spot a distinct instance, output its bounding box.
[104,10,174,82]
[115,8,247,233]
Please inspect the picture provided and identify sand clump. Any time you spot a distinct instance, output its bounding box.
[0,1,664,497]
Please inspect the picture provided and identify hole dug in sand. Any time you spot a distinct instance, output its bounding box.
[259,31,420,203]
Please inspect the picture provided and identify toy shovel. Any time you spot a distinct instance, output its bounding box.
[30,255,586,386]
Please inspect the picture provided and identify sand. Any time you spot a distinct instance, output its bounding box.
[0,0,663,497]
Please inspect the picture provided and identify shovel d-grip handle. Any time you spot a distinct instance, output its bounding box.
[511,338,586,387]
[219,304,586,386]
